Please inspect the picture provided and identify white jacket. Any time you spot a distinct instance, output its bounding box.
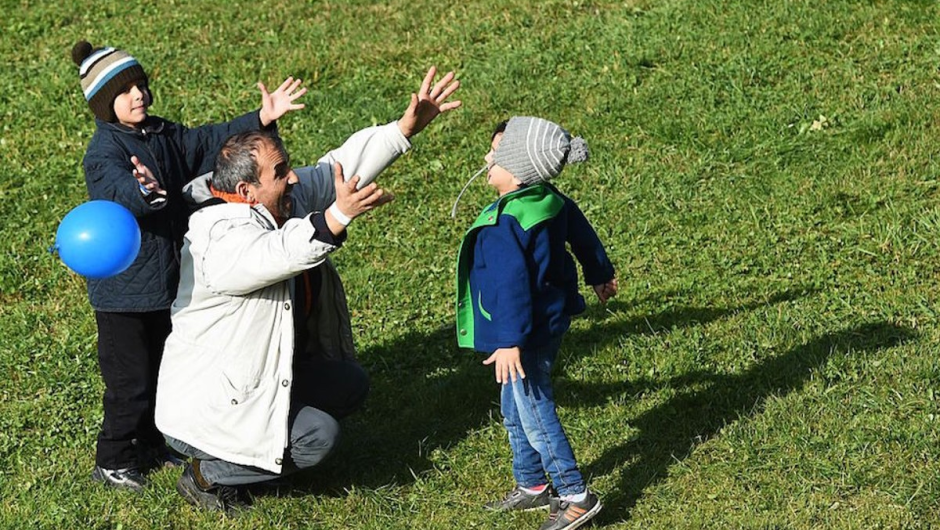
[155,122,410,472]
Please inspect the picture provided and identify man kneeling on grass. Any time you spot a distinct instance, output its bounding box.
[154,68,460,513]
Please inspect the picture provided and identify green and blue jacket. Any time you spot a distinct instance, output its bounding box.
[455,184,614,352]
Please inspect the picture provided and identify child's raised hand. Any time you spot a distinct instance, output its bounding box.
[130,156,165,196]
[258,77,307,127]
[397,66,462,139]
[592,278,618,304]
[483,346,525,385]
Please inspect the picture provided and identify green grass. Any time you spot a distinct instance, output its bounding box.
[2,0,940,528]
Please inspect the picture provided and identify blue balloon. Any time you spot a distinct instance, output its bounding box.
[54,200,141,279]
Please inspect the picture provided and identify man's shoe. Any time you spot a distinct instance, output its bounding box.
[484,484,552,511]
[91,465,148,492]
[176,461,249,514]
[539,491,602,530]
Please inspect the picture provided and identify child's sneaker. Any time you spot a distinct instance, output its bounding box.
[91,465,148,491]
[539,491,602,530]
[484,484,553,511]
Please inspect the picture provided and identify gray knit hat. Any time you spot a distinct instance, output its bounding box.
[493,116,589,185]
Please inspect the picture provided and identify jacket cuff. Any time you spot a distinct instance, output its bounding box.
[584,261,615,286]
[309,212,346,246]
[136,187,167,210]
[384,120,412,152]
[255,108,279,134]
[495,335,524,349]
[138,183,168,207]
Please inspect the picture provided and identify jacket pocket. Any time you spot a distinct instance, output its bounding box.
[215,338,275,407]
[215,368,264,408]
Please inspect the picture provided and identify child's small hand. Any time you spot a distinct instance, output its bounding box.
[397,66,462,138]
[130,156,166,196]
[483,346,525,385]
[593,278,618,304]
[259,77,307,126]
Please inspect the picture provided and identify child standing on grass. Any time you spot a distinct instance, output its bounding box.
[71,40,305,492]
[455,117,617,530]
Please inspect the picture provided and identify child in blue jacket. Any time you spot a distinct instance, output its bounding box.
[455,117,617,530]
[71,40,305,491]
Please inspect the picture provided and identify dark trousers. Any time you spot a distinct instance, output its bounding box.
[166,359,369,486]
[95,310,171,469]
[290,357,370,421]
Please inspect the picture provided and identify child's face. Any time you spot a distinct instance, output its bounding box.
[485,132,521,196]
[113,80,151,127]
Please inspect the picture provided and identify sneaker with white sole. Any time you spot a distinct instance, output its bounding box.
[539,491,602,530]
[484,484,553,511]
[91,465,148,492]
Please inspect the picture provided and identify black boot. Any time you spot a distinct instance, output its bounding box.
[176,459,250,514]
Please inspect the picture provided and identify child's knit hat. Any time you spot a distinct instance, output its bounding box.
[71,41,149,123]
[493,116,589,185]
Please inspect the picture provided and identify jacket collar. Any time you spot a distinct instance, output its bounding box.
[96,116,166,136]
[467,184,563,232]
[183,173,225,214]
[182,173,279,227]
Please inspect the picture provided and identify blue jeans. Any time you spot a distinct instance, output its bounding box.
[500,335,585,497]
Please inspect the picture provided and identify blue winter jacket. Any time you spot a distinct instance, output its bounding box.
[82,111,267,311]
[456,184,614,352]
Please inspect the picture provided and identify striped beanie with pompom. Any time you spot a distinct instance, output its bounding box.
[71,41,149,122]
[493,116,589,185]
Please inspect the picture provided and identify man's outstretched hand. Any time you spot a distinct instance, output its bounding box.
[325,162,394,234]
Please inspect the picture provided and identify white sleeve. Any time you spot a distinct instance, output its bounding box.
[200,209,337,296]
[291,121,411,215]
[318,121,411,189]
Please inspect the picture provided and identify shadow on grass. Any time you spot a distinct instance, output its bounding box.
[575,321,917,527]
[567,286,817,352]
[286,286,824,498]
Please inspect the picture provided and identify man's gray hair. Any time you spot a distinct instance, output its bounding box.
[212,130,288,192]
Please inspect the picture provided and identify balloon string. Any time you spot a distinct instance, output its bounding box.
[450,164,488,219]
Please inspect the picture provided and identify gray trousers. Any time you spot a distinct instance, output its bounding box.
[166,359,369,486]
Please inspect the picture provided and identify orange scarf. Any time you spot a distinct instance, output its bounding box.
[209,184,250,204]
[209,184,287,226]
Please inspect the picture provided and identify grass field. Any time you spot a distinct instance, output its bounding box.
[2,0,940,528]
